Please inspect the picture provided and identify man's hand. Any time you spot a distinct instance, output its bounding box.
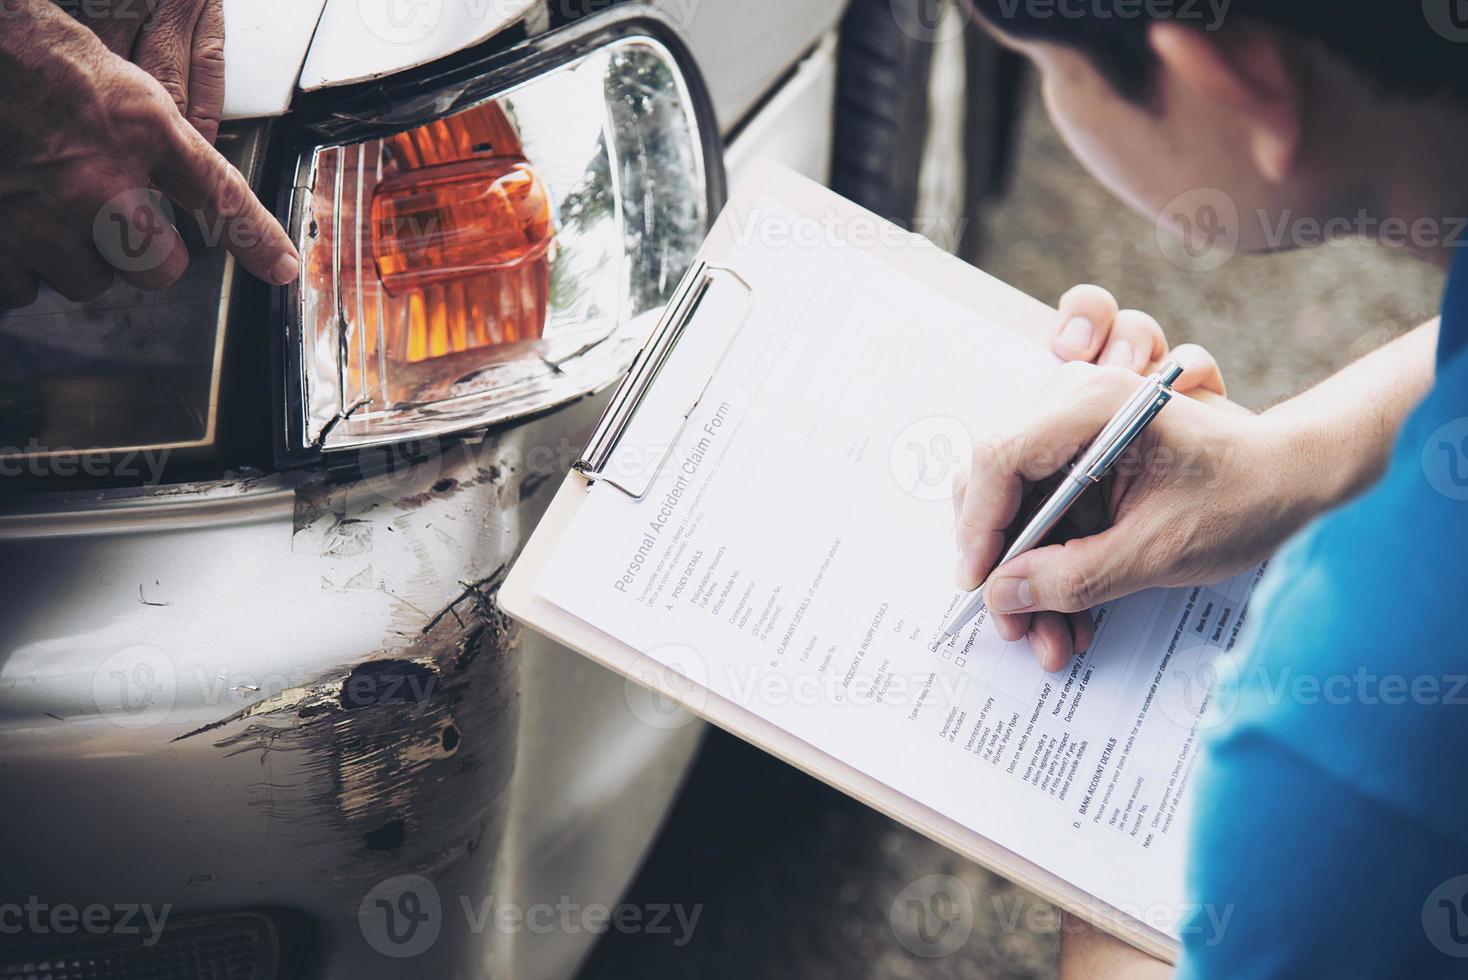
[0,0,298,307]
[952,285,1310,671]
[66,0,227,145]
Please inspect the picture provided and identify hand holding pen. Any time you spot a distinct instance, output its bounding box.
[947,286,1303,673]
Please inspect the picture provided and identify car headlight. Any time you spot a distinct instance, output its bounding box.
[0,13,720,485]
[284,28,719,453]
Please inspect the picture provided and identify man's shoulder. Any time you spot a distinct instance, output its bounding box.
[1213,370,1468,848]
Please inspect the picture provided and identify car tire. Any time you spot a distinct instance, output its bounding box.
[831,0,1023,259]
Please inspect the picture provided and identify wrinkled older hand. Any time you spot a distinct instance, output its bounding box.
[63,0,226,143]
[0,0,298,307]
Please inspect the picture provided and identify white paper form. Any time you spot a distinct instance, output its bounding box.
[537,199,1263,937]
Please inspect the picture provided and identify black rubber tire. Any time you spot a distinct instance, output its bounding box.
[830,0,1023,254]
[830,0,938,226]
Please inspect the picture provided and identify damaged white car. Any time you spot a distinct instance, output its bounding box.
[0,0,1016,976]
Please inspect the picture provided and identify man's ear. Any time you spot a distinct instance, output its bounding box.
[1148,21,1301,183]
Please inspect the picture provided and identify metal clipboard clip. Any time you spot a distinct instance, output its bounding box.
[575,259,753,499]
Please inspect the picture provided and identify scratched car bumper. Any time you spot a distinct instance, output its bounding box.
[0,400,703,979]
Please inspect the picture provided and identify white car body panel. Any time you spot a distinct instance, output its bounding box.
[221,0,844,129]
[650,0,843,130]
[222,0,328,119]
[298,0,538,92]
[724,35,837,195]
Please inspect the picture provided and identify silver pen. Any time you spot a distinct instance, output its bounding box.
[941,359,1186,639]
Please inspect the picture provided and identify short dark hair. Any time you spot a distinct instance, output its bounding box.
[963,0,1468,103]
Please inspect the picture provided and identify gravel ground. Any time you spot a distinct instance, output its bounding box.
[576,74,1445,980]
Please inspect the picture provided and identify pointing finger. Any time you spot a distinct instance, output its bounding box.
[154,115,299,286]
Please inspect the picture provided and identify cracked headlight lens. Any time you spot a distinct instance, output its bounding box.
[287,34,713,452]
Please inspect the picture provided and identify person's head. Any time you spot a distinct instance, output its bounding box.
[965,1,1468,264]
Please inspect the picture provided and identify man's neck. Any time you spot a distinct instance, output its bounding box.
[1325,94,1468,273]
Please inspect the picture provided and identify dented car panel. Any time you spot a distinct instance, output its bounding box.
[0,2,843,977]
[0,399,702,978]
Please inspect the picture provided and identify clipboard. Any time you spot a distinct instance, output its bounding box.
[500,159,1180,962]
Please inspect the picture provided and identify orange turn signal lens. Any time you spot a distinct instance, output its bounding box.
[292,35,712,451]
[371,157,555,296]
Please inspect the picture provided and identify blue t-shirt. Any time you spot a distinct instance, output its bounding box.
[1177,253,1468,977]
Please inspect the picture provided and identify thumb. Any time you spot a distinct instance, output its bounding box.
[984,527,1154,616]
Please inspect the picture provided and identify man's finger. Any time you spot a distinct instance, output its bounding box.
[91,186,190,291]
[70,0,147,57]
[1100,308,1167,373]
[985,526,1152,616]
[1027,611,1075,673]
[1069,609,1095,653]
[154,118,300,286]
[1053,284,1119,362]
[185,0,225,144]
[954,363,1140,590]
[1168,342,1228,396]
[134,0,206,119]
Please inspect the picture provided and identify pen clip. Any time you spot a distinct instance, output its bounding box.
[1076,360,1184,482]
